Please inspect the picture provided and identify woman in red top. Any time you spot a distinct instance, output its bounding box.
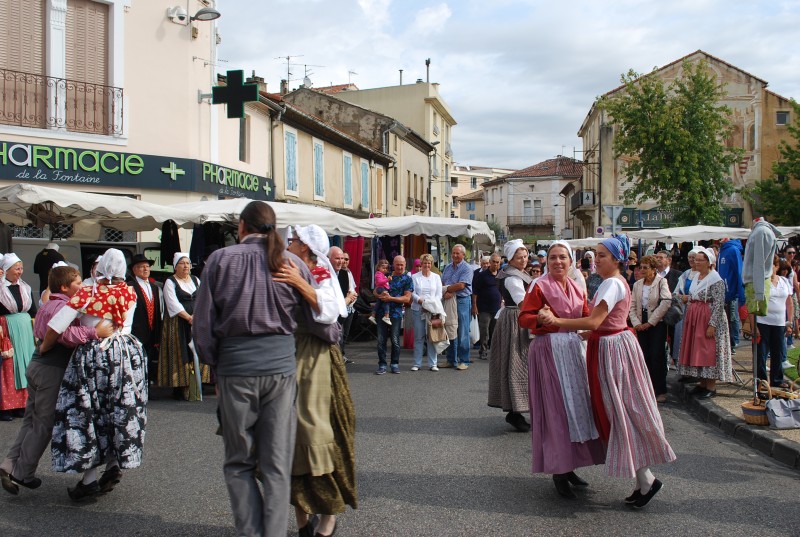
[519,241,605,500]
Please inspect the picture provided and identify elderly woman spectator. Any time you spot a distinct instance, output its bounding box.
[488,240,532,432]
[411,254,443,371]
[0,254,37,421]
[756,256,793,388]
[519,241,604,499]
[677,248,733,398]
[629,255,672,403]
[672,247,701,369]
[159,252,210,401]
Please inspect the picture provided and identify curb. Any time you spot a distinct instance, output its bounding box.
[673,379,800,470]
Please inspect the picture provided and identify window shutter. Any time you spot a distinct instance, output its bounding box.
[343,155,353,205]
[66,0,108,85]
[314,142,324,197]
[0,0,46,74]
[361,161,369,208]
[285,131,297,192]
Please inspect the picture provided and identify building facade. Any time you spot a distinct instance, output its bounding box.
[483,157,582,242]
[455,189,484,221]
[570,50,795,238]
[331,81,457,218]
[450,165,515,218]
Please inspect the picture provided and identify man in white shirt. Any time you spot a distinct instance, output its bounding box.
[656,250,680,292]
[127,254,162,381]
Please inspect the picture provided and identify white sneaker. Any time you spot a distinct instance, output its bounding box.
[382,316,392,326]
[430,366,439,371]
[782,361,793,370]
[368,316,377,325]
[411,366,420,371]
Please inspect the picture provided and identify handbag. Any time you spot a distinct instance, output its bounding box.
[766,397,800,429]
[428,317,448,343]
[661,296,684,326]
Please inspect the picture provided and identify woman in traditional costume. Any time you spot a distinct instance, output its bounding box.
[44,249,147,501]
[158,252,210,401]
[538,235,675,508]
[519,241,605,499]
[275,224,356,537]
[677,248,733,397]
[487,239,533,432]
[0,254,37,421]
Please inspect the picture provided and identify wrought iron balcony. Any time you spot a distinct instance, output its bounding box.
[507,216,554,227]
[0,68,124,135]
[570,190,596,212]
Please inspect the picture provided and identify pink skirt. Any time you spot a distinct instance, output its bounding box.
[679,301,716,368]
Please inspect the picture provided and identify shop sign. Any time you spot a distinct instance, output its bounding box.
[0,140,274,201]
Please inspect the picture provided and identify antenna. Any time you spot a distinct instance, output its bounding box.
[299,64,324,88]
[275,55,303,88]
[348,70,358,85]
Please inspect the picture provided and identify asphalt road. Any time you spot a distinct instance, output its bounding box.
[1,341,799,537]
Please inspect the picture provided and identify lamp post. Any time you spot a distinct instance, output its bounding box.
[428,141,440,216]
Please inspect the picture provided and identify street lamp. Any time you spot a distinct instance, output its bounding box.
[428,141,440,216]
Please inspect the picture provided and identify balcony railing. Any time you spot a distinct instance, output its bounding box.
[0,68,124,135]
[507,216,554,226]
[570,190,595,212]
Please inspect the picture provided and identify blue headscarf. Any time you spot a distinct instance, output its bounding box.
[601,234,630,263]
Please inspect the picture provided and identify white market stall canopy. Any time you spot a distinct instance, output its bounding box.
[0,183,198,234]
[367,216,496,243]
[170,198,377,237]
[626,225,751,242]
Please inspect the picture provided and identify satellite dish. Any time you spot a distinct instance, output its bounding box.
[303,76,313,87]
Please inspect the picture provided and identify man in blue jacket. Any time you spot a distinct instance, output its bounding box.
[718,238,745,354]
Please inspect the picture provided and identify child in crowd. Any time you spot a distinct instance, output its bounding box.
[1,265,112,495]
[369,259,393,325]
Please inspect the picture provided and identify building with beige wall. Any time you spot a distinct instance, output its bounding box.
[570,50,795,238]
[282,87,433,217]
[0,0,272,253]
[483,157,582,242]
[450,165,515,218]
[456,189,485,221]
[329,81,457,218]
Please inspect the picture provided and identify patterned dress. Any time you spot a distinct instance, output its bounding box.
[487,267,532,413]
[678,279,733,381]
[51,283,148,473]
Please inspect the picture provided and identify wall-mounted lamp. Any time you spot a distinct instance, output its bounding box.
[166,6,221,25]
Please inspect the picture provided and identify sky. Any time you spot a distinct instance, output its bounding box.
[216,0,800,170]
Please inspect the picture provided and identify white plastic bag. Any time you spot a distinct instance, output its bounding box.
[469,315,480,345]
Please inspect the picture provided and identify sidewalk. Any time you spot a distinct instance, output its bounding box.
[670,339,800,470]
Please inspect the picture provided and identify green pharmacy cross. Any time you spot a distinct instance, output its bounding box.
[212,70,259,119]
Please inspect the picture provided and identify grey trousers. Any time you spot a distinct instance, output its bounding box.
[218,373,297,537]
[478,311,496,359]
[0,361,66,481]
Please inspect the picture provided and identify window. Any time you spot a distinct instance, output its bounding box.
[499,186,503,203]
[66,0,110,134]
[343,152,353,207]
[469,214,476,220]
[239,115,250,163]
[534,199,542,220]
[284,128,298,194]
[470,176,477,189]
[313,138,324,199]
[466,201,476,211]
[393,168,398,202]
[361,159,369,209]
[777,111,790,125]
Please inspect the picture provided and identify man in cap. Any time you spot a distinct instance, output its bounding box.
[127,254,163,381]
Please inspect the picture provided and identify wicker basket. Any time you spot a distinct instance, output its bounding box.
[741,381,771,426]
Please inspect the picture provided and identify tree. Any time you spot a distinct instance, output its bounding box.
[744,100,800,225]
[598,60,743,226]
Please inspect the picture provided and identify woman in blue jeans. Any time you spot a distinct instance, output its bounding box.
[411,254,443,371]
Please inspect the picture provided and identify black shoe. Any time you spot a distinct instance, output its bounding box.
[696,389,716,399]
[343,357,355,365]
[689,385,706,395]
[632,479,662,508]
[0,412,13,422]
[505,412,531,433]
[298,514,318,537]
[10,474,41,490]
[98,465,122,493]
[314,519,337,537]
[566,471,589,488]
[0,469,18,495]
[68,480,99,501]
[624,489,642,504]
[553,475,577,499]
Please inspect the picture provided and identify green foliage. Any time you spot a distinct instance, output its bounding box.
[598,61,742,226]
[744,100,800,225]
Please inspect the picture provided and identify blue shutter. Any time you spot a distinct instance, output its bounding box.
[343,155,352,205]
[285,131,297,191]
[361,161,369,208]
[314,142,324,197]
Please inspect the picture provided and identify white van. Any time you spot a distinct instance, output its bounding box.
[11,238,162,297]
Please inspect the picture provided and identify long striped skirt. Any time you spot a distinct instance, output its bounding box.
[487,307,531,413]
[596,330,676,478]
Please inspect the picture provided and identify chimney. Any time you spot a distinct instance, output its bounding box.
[399,69,403,85]
[246,71,267,94]
[280,79,288,95]
[416,78,423,84]
[425,58,431,83]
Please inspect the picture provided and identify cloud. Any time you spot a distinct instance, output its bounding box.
[410,4,453,36]
[357,0,393,30]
